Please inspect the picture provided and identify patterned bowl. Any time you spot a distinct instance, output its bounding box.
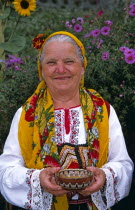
[55,169,94,190]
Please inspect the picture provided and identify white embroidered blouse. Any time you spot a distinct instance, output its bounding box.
[0,105,134,210]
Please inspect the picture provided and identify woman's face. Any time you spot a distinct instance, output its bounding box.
[41,41,84,96]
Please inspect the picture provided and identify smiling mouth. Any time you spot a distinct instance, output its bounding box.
[54,77,71,80]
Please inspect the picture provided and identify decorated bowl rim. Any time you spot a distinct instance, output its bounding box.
[55,168,94,179]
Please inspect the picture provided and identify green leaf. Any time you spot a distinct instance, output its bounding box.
[0,7,11,20]
[0,36,26,53]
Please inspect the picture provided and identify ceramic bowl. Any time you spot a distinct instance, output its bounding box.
[55,168,94,190]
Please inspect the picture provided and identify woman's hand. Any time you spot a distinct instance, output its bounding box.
[79,166,106,196]
[39,167,68,197]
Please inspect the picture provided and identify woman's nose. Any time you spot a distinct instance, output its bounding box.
[56,62,66,73]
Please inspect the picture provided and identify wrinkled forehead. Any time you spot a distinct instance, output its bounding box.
[40,37,83,63]
[42,35,81,53]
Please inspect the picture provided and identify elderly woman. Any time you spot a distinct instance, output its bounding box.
[0,31,133,210]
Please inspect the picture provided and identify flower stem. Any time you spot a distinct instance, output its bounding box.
[0,12,5,78]
[125,0,131,23]
[8,15,21,42]
[0,19,5,58]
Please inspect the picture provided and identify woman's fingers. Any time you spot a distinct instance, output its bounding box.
[40,167,62,189]
[79,166,106,196]
[39,167,68,196]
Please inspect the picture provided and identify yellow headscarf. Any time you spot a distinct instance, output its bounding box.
[18,31,109,210]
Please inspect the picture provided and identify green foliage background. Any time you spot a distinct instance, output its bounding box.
[0,1,135,209]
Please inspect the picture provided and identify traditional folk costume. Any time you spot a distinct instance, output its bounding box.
[0,32,133,210]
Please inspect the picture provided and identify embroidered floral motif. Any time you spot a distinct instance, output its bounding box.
[88,149,99,164]
[70,109,80,144]
[91,191,107,210]
[86,89,104,122]
[25,94,39,122]
[92,167,116,208]
[92,139,99,150]
[39,128,49,147]
[86,116,93,129]
[32,170,45,209]
[84,89,105,166]
[55,110,65,144]
[92,167,121,209]
[42,192,53,210]
[34,105,60,166]
[25,107,35,122]
[43,155,60,167]
[24,169,35,209]
[54,109,80,145]
[106,167,120,203]
[25,169,53,210]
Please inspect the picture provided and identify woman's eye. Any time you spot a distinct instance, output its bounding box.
[47,61,55,64]
[66,60,74,64]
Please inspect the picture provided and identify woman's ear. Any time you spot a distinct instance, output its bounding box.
[81,66,85,75]
[41,67,45,80]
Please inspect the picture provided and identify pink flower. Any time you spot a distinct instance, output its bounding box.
[65,21,73,29]
[101,51,109,60]
[65,21,70,27]
[124,48,135,56]
[97,10,104,16]
[69,24,73,29]
[74,24,83,32]
[119,46,129,52]
[119,94,123,97]
[129,8,135,16]
[90,29,100,37]
[129,3,135,9]
[71,19,76,24]
[125,54,135,64]
[77,17,84,24]
[104,20,113,26]
[101,26,110,35]
[14,65,21,70]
